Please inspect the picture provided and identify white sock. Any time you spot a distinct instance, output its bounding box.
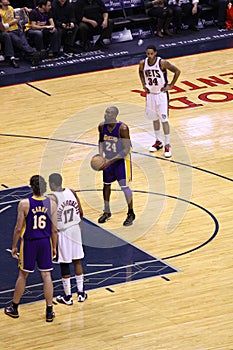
[165,134,170,145]
[62,277,71,297]
[154,130,162,142]
[75,274,84,293]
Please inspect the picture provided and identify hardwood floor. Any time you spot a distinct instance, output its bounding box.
[0,48,233,350]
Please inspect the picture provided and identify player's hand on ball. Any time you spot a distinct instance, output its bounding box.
[90,154,105,171]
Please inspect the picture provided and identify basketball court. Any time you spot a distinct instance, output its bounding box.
[0,44,233,349]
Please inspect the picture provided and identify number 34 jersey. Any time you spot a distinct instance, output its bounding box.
[144,57,168,94]
[53,189,81,230]
[22,196,52,240]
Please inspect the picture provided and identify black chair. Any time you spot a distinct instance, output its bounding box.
[106,1,132,30]
[122,0,152,28]
[199,0,216,26]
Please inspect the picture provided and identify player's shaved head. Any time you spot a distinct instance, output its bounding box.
[146,45,156,52]
[104,106,119,124]
[49,173,62,186]
[107,106,119,116]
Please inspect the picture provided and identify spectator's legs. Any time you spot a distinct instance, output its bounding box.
[63,25,79,53]
[0,32,15,58]
[9,29,36,56]
[181,2,193,26]
[181,3,201,29]
[56,27,63,53]
[217,0,228,28]
[98,19,114,41]
[66,25,79,46]
[171,4,183,32]
[78,22,93,50]
[27,29,44,51]
[48,28,59,55]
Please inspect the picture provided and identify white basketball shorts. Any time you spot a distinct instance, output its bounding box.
[58,224,84,263]
[145,91,169,122]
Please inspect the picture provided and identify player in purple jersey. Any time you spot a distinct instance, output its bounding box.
[4,175,58,322]
[97,106,135,226]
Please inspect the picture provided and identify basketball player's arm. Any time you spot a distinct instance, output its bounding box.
[139,60,150,93]
[103,123,131,168]
[160,59,181,92]
[71,189,84,220]
[98,123,104,157]
[48,193,58,204]
[50,200,58,259]
[11,199,29,259]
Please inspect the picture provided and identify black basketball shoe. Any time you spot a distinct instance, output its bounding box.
[123,212,135,226]
[98,212,111,223]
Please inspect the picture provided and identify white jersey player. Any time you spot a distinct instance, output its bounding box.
[49,173,87,305]
[139,45,181,157]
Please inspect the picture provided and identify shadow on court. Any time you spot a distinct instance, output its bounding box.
[0,186,179,307]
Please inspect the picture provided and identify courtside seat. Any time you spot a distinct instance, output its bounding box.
[110,9,132,30]
[104,0,156,32]
[123,4,151,26]
[106,0,132,31]
[199,0,216,26]
[122,0,154,34]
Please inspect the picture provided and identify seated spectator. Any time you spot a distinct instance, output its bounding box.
[51,0,78,53]
[74,0,114,51]
[0,0,41,67]
[168,0,201,31]
[25,0,59,58]
[147,0,173,37]
[168,0,183,32]
[0,14,19,67]
[208,0,228,28]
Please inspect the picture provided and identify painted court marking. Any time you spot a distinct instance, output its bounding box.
[0,186,179,307]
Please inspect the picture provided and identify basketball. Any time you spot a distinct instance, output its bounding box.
[90,154,105,171]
